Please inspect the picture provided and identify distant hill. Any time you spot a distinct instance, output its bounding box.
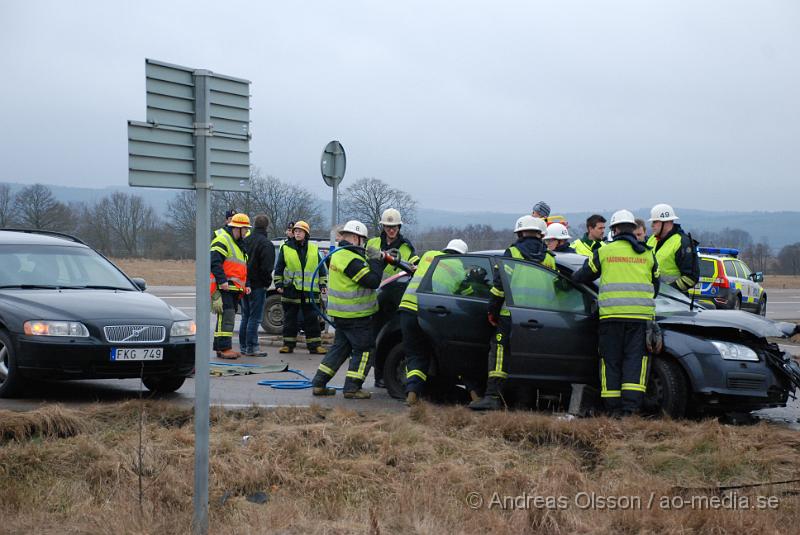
[3,182,799,249]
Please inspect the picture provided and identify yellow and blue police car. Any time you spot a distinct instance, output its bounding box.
[690,247,767,315]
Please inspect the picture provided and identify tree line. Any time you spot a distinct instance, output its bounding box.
[2,178,800,275]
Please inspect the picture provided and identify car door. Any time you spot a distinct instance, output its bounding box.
[416,255,495,381]
[735,260,756,309]
[498,258,598,385]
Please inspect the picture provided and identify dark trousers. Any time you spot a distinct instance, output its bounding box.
[598,320,649,413]
[282,298,322,349]
[213,290,240,351]
[239,287,266,352]
[312,315,374,392]
[485,315,512,396]
[401,311,429,394]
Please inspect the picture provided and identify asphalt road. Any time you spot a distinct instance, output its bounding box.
[1,286,798,419]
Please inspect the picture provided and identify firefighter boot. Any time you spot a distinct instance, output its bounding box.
[312,386,336,396]
[343,389,372,399]
[279,345,294,354]
[468,378,503,411]
[309,346,328,355]
[406,391,419,406]
[216,349,241,360]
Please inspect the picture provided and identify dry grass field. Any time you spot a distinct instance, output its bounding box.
[764,276,800,290]
[2,403,800,534]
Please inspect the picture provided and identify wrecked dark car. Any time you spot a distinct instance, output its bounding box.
[374,252,800,418]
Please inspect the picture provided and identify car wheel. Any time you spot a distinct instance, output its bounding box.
[732,295,742,310]
[142,375,186,393]
[383,343,407,400]
[261,294,283,335]
[0,330,24,398]
[644,357,688,419]
[757,296,767,316]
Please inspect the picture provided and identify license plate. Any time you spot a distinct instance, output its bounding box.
[110,347,163,361]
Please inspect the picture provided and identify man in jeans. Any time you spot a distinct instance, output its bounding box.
[239,214,275,356]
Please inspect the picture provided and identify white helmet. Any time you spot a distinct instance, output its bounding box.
[341,220,369,238]
[609,209,636,227]
[649,203,679,222]
[380,208,402,226]
[543,222,570,241]
[444,239,468,255]
[515,215,547,234]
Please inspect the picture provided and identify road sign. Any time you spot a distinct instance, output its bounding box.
[321,140,346,187]
[126,58,253,535]
[128,59,251,192]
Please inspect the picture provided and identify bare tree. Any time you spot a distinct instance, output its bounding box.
[0,183,14,228]
[13,184,73,231]
[778,243,800,276]
[340,177,417,236]
[96,192,159,257]
[247,170,324,237]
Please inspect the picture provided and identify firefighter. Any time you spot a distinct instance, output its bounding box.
[311,220,385,399]
[572,214,607,257]
[531,201,551,220]
[274,221,327,354]
[210,213,251,359]
[543,223,575,253]
[634,218,648,243]
[469,215,556,411]
[572,209,660,416]
[646,203,699,293]
[399,238,469,406]
[367,208,419,388]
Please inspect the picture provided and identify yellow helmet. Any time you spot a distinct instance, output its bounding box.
[293,220,310,235]
[228,213,252,228]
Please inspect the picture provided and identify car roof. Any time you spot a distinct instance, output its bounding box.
[469,249,587,271]
[0,229,87,247]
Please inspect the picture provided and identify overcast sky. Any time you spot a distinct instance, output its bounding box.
[1,0,798,213]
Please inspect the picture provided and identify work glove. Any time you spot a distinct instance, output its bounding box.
[646,320,663,354]
[211,290,224,315]
[487,312,499,327]
[366,246,384,261]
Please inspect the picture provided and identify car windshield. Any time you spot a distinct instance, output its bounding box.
[655,284,702,313]
[0,244,136,290]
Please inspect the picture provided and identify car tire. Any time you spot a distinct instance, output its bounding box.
[644,356,688,419]
[261,294,283,335]
[142,375,186,393]
[383,343,408,400]
[757,296,767,316]
[0,330,24,398]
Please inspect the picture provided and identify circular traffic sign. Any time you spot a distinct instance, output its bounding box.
[321,140,346,187]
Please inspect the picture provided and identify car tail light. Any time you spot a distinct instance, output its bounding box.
[713,260,729,288]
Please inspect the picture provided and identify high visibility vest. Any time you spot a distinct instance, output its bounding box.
[499,247,557,316]
[209,229,247,295]
[646,235,658,249]
[653,233,683,285]
[281,242,324,292]
[327,248,379,319]
[595,240,657,320]
[572,237,604,258]
[399,251,445,313]
[366,237,420,279]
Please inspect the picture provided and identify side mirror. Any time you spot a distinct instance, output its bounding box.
[750,272,764,283]
[131,277,147,291]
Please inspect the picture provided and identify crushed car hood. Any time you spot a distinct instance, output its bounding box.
[0,289,185,322]
[658,309,798,339]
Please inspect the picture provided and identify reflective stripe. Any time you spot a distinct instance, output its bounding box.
[489,338,506,378]
[282,243,321,292]
[601,390,621,398]
[621,383,647,392]
[660,274,678,284]
[327,288,374,300]
[598,297,655,308]
[351,266,370,282]
[329,301,379,313]
[406,369,427,381]
[600,359,621,397]
[214,331,234,337]
[599,283,654,293]
[319,364,335,377]
[640,356,648,387]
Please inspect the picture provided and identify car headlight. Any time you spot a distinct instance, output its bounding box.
[710,341,759,362]
[170,320,196,337]
[24,321,89,337]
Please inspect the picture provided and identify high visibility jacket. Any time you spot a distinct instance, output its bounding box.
[593,239,658,320]
[367,235,420,279]
[572,235,604,257]
[209,228,247,295]
[399,251,444,313]
[279,242,325,293]
[327,248,379,319]
[652,228,698,291]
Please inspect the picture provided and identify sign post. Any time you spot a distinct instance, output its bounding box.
[127,59,251,535]
[320,140,346,246]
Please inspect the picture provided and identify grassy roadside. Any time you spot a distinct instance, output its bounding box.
[112,258,800,290]
[2,403,800,534]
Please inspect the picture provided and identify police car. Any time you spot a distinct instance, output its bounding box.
[690,247,766,315]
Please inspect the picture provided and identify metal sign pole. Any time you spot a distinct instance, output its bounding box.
[192,70,212,535]
[331,181,339,247]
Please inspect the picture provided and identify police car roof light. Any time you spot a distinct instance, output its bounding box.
[697,247,739,257]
